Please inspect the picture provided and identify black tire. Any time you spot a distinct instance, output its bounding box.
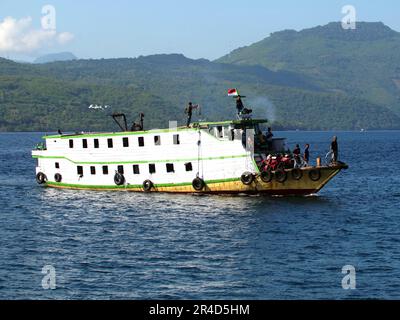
[291,168,303,180]
[36,172,47,184]
[54,173,62,183]
[274,169,287,183]
[241,172,254,185]
[114,172,125,186]
[192,177,205,191]
[260,170,273,183]
[309,169,321,181]
[143,180,153,192]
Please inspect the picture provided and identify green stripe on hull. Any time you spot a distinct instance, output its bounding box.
[46,177,241,189]
[32,154,249,165]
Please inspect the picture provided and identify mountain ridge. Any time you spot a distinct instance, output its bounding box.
[1,22,400,131]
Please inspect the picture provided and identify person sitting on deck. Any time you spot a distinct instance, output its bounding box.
[235,96,253,119]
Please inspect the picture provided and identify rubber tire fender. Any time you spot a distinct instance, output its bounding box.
[291,168,303,180]
[241,172,254,185]
[309,169,321,181]
[192,177,205,191]
[143,180,153,192]
[54,173,62,183]
[114,172,125,186]
[36,172,47,184]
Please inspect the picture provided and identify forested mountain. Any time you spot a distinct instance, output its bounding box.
[1,22,400,132]
[217,22,400,115]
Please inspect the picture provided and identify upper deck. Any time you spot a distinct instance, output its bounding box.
[41,119,269,140]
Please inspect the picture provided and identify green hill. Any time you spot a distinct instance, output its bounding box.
[1,23,400,133]
[217,22,400,115]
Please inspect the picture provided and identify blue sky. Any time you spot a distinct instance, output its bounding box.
[0,0,399,61]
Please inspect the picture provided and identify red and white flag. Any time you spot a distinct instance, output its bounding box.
[228,88,239,97]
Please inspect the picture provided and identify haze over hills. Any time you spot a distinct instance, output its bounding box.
[1,22,400,132]
[34,52,77,64]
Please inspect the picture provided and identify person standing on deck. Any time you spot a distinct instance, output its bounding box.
[293,144,301,168]
[303,144,310,166]
[235,96,245,115]
[185,102,199,128]
[331,136,338,163]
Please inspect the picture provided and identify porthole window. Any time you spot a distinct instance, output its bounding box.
[94,139,99,148]
[77,166,83,176]
[185,162,193,172]
[69,139,74,148]
[149,164,156,174]
[154,136,161,145]
[90,166,96,175]
[133,165,140,175]
[55,162,60,169]
[82,139,88,149]
[117,165,124,174]
[102,166,109,175]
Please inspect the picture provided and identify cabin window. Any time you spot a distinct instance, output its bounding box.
[173,134,180,145]
[149,164,156,174]
[94,139,99,148]
[185,162,193,172]
[217,126,223,138]
[123,137,129,147]
[102,166,109,175]
[138,137,145,147]
[69,139,74,148]
[77,166,83,176]
[117,165,124,174]
[55,162,60,169]
[133,165,140,175]
[90,166,96,175]
[154,136,161,145]
[107,138,113,148]
[82,139,88,149]
[166,163,174,173]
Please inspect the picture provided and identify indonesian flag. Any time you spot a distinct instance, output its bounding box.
[228,88,239,97]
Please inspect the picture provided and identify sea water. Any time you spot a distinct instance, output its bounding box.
[0,131,399,299]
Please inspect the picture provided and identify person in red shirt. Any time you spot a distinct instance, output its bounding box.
[293,144,301,168]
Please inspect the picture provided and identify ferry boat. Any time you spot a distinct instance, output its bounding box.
[32,113,348,196]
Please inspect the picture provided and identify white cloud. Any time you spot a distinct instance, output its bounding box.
[0,16,74,53]
[57,32,74,45]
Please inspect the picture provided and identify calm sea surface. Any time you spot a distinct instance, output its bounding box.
[0,131,399,299]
